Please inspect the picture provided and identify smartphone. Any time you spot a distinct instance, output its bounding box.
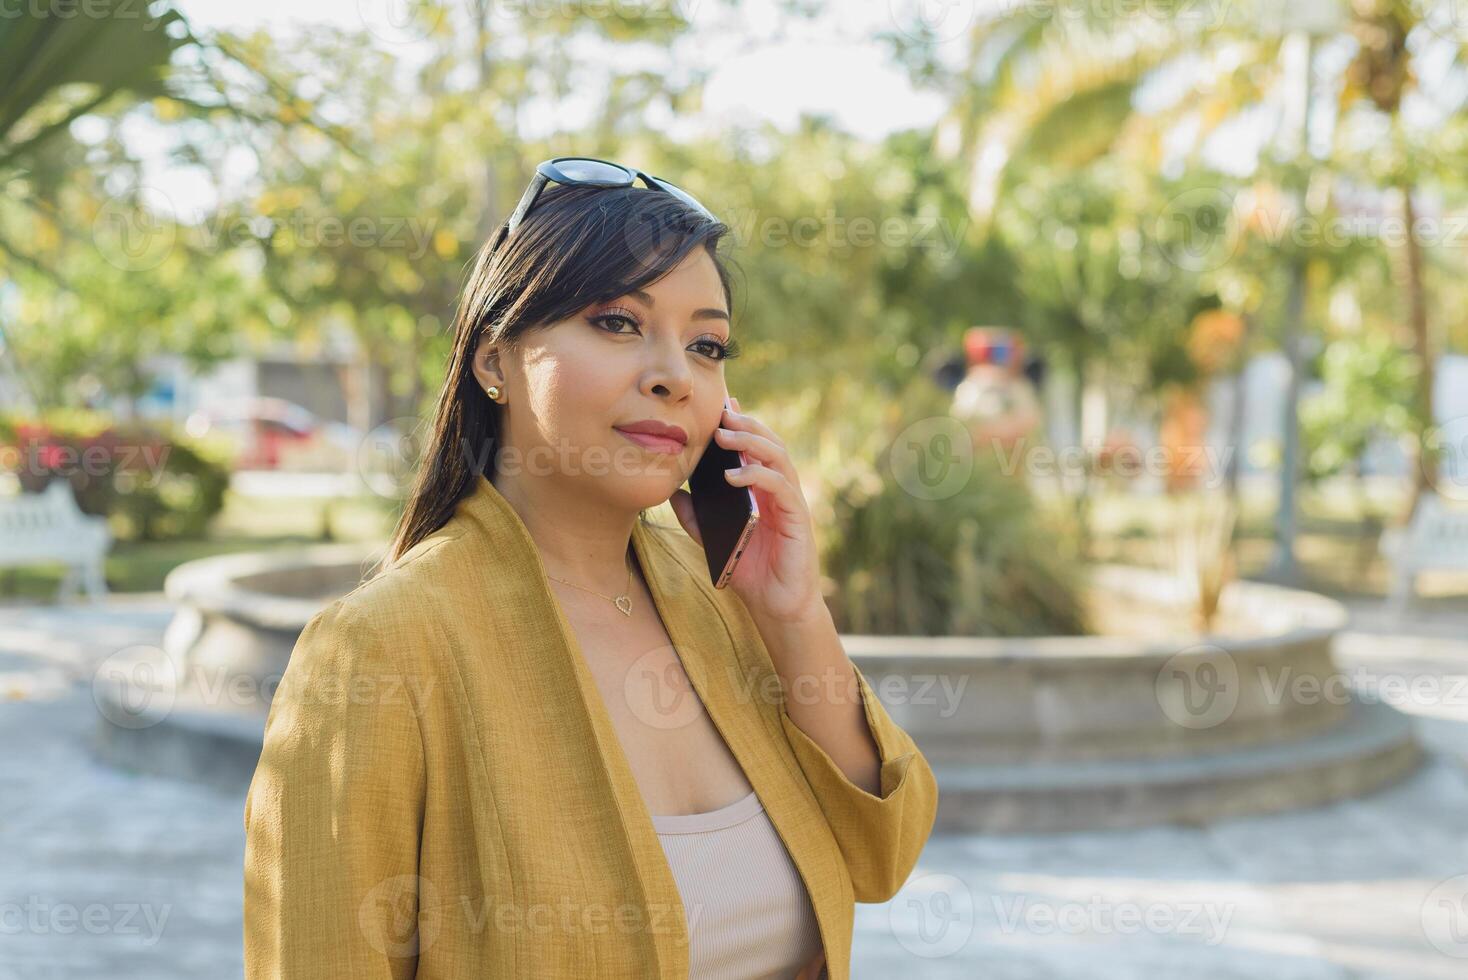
[688,399,760,589]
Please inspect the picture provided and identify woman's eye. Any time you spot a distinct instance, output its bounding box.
[592,313,740,362]
[694,336,741,361]
[593,314,639,334]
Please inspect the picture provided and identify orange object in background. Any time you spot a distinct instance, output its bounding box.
[1155,306,1243,491]
[1187,308,1245,375]
[1159,387,1210,491]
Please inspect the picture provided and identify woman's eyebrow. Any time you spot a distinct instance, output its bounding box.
[628,288,729,322]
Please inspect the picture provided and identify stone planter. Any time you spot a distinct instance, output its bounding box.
[845,565,1422,832]
[97,557,1423,831]
[93,543,384,789]
[157,543,383,706]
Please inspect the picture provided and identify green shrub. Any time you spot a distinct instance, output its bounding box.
[0,411,230,541]
[775,377,1087,637]
[822,457,1087,637]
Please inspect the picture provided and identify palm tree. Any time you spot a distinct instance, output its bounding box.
[0,2,187,172]
[898,0,1468,572]
[0,0,192,293]
[0,2,355,410]
[0,2,189,406]
[1339,1,1443,519]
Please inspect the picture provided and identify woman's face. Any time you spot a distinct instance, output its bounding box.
[474,246,733,513]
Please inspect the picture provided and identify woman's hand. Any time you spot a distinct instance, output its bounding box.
[673,400,879,801]
[669,396,825,626]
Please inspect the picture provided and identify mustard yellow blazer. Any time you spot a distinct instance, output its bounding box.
[243,473,939,978]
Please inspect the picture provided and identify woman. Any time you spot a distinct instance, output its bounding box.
[243,158,939,979]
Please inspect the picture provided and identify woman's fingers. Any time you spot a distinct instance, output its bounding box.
[721,404,786,452]
[724,461,805,519]
[714,425,783,466]
[714,423,801,491]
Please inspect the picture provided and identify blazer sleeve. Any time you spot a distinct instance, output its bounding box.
[778,661,939,904]
[243,600,427,979]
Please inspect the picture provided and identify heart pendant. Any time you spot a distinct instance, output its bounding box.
[614,595,633,617]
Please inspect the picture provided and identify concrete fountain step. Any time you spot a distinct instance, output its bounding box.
[96,682,1425,831]
[83,559,1431,837]
[933,699,1423,833]
[91,663,269,793]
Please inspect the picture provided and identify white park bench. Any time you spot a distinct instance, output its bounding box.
[1382,494,1468,609]
[0,481,112,601]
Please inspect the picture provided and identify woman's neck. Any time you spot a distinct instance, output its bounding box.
[490,471,639,594]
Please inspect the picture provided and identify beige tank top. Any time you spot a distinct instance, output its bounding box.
[651,789,824,979]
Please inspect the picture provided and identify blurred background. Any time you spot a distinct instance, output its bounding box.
[4,0,1468,977]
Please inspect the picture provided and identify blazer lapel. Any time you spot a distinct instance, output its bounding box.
[453,475,839,976]
[453,475,691,975]
[631,516,844,976]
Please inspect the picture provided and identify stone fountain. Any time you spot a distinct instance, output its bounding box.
[92,543,383,790]
[94,554,1422,830]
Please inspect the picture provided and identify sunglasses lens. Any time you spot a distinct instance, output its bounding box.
[554,158,632,184]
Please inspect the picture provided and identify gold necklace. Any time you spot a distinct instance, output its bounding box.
[546,550,634,616]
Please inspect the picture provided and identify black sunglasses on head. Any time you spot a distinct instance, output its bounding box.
[493,156,717,251]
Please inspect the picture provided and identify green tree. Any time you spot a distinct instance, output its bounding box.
[892,0,1468,572]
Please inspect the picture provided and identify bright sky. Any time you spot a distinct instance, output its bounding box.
[135,0,950,215]
[176,0,948,139]
[151,0,1456,218]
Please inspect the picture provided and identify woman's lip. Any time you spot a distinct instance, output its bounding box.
[614,428,685,454]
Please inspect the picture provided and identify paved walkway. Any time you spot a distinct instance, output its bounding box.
[2,595,1467,978]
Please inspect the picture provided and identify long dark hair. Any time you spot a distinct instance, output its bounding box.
[378,182,735,572]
